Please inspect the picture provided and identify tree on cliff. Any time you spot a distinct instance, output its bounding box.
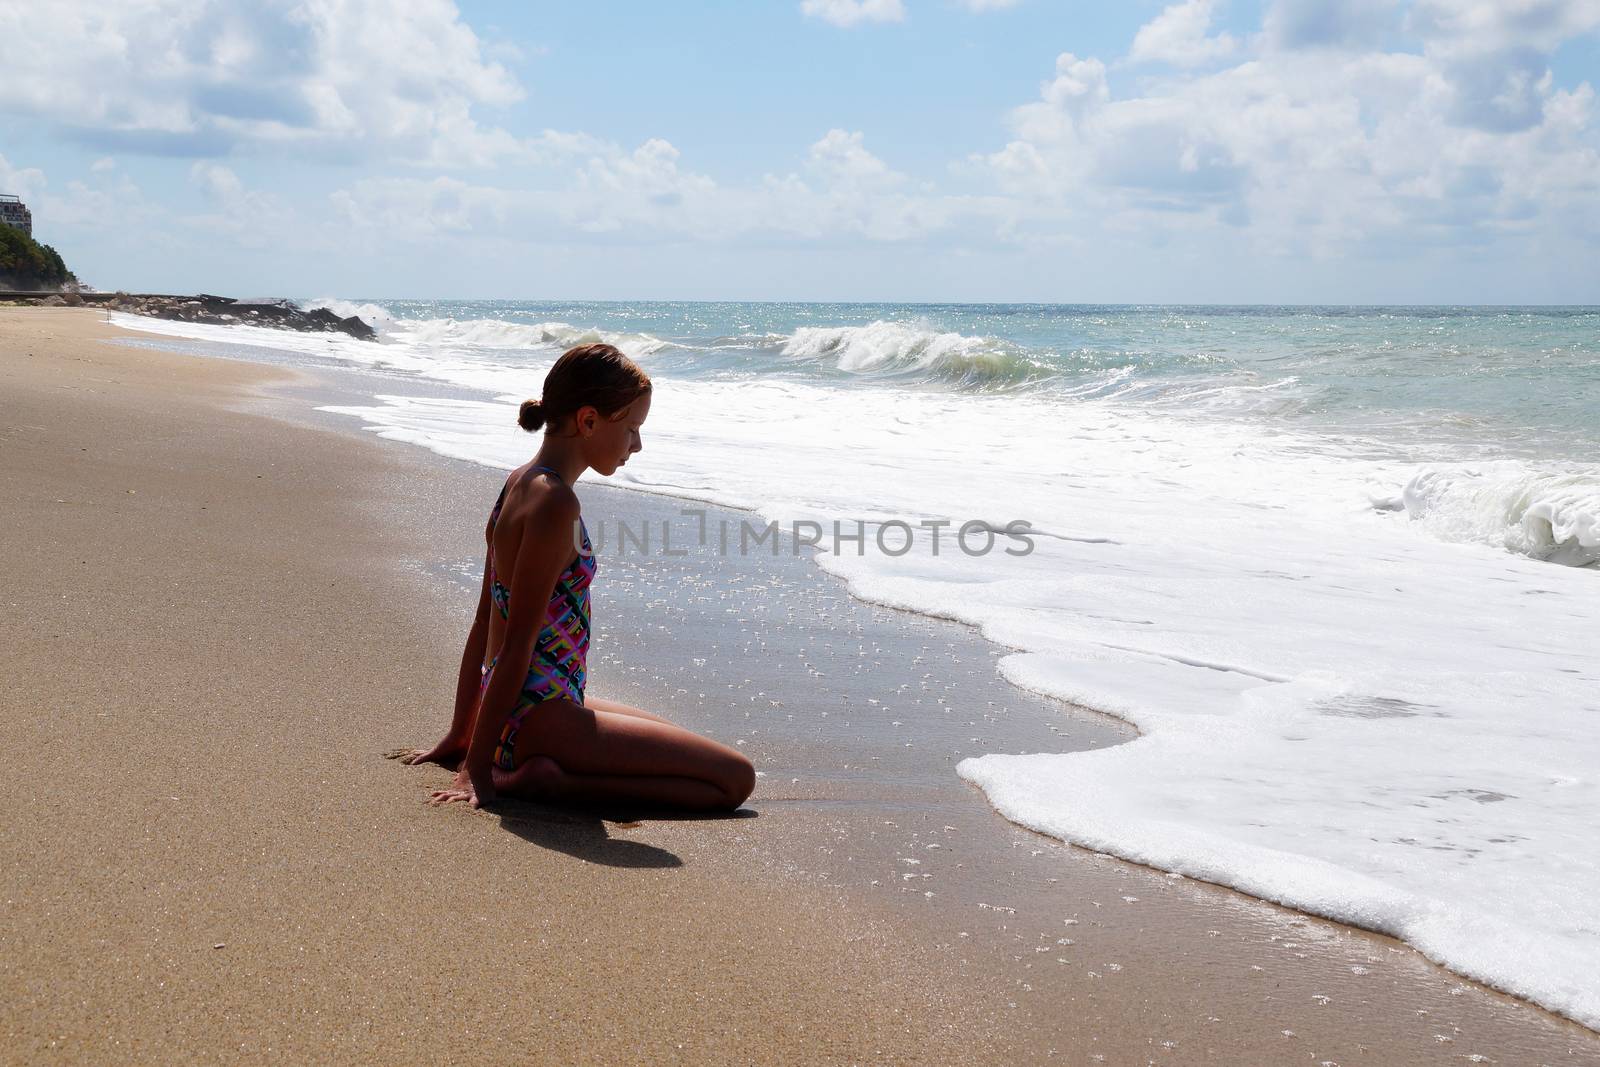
[0,225,75,290]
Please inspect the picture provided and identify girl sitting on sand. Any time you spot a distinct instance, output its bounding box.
[399,343,755,813]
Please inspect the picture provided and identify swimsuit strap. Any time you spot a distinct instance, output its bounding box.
[527,464,566,484]
[488,480,512,620]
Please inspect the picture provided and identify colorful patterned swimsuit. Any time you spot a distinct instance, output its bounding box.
[480,465,596,771]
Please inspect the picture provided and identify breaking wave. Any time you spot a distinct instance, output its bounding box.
[305,298,400,335]
[1396,463,1600,566]
[778,321,1058,389]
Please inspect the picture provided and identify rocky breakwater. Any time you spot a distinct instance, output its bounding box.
[8,291,377,341]
[107,293,378,341]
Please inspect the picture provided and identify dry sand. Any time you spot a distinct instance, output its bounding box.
[2,308,1596,1065]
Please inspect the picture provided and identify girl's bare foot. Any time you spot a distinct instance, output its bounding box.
[492,755,564,799]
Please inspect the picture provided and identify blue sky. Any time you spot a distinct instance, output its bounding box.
[1,1,1596,303]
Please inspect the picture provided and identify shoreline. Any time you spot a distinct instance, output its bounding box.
[4,307,1596,1063]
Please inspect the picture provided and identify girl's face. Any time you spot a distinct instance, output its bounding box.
[579,391,651,476]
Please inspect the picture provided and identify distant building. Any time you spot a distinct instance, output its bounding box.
[1,194,33,237]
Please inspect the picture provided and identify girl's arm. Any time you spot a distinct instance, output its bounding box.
[459,489,581,804]
[401,521,496,766]
[445,566,494,741]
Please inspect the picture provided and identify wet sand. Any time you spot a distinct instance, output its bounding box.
[3,307,1596,1064]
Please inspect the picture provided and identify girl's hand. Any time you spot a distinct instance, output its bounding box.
[390,736,467,768]
[427,784,480,808]
[403,735,467,767]
[428,766,497,809]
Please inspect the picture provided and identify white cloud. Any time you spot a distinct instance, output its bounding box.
[319,3,1598,266]
[46,176,160,234]
[955,0,1022,10]
[806,129,906,191]
[329,128,1006,247]
[189,162,284,217]
[1,158,161,237]
[191,162,247,205]
[1407,0,1600,52]
[800,0,907,28]
[973,3,1600,256]
[1130,0,1238,67]
[331,139,721,242]
[331,175,501,235]
[0,155,47,200]
[1010,53,1110,147]
[0,0,524,165]
[1404,0,1600,133]
[185,162,298,245]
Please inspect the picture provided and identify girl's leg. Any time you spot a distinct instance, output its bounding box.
[494,699,755,812]
[499,758,735,811]
[584,694,677,726]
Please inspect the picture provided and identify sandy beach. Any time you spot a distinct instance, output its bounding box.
[4,307,1597,1065]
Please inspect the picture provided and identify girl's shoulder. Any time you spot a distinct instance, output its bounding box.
[506,466,580,529]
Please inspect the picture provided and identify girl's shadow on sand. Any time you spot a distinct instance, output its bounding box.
[385,748,755,869]
[491,802,756,869]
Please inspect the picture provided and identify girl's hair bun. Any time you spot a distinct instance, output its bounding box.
[518,398,545,433]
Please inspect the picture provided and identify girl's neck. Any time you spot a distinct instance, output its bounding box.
[529,444,586,486]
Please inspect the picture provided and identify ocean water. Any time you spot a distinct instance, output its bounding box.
[113,301,1600,1029]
